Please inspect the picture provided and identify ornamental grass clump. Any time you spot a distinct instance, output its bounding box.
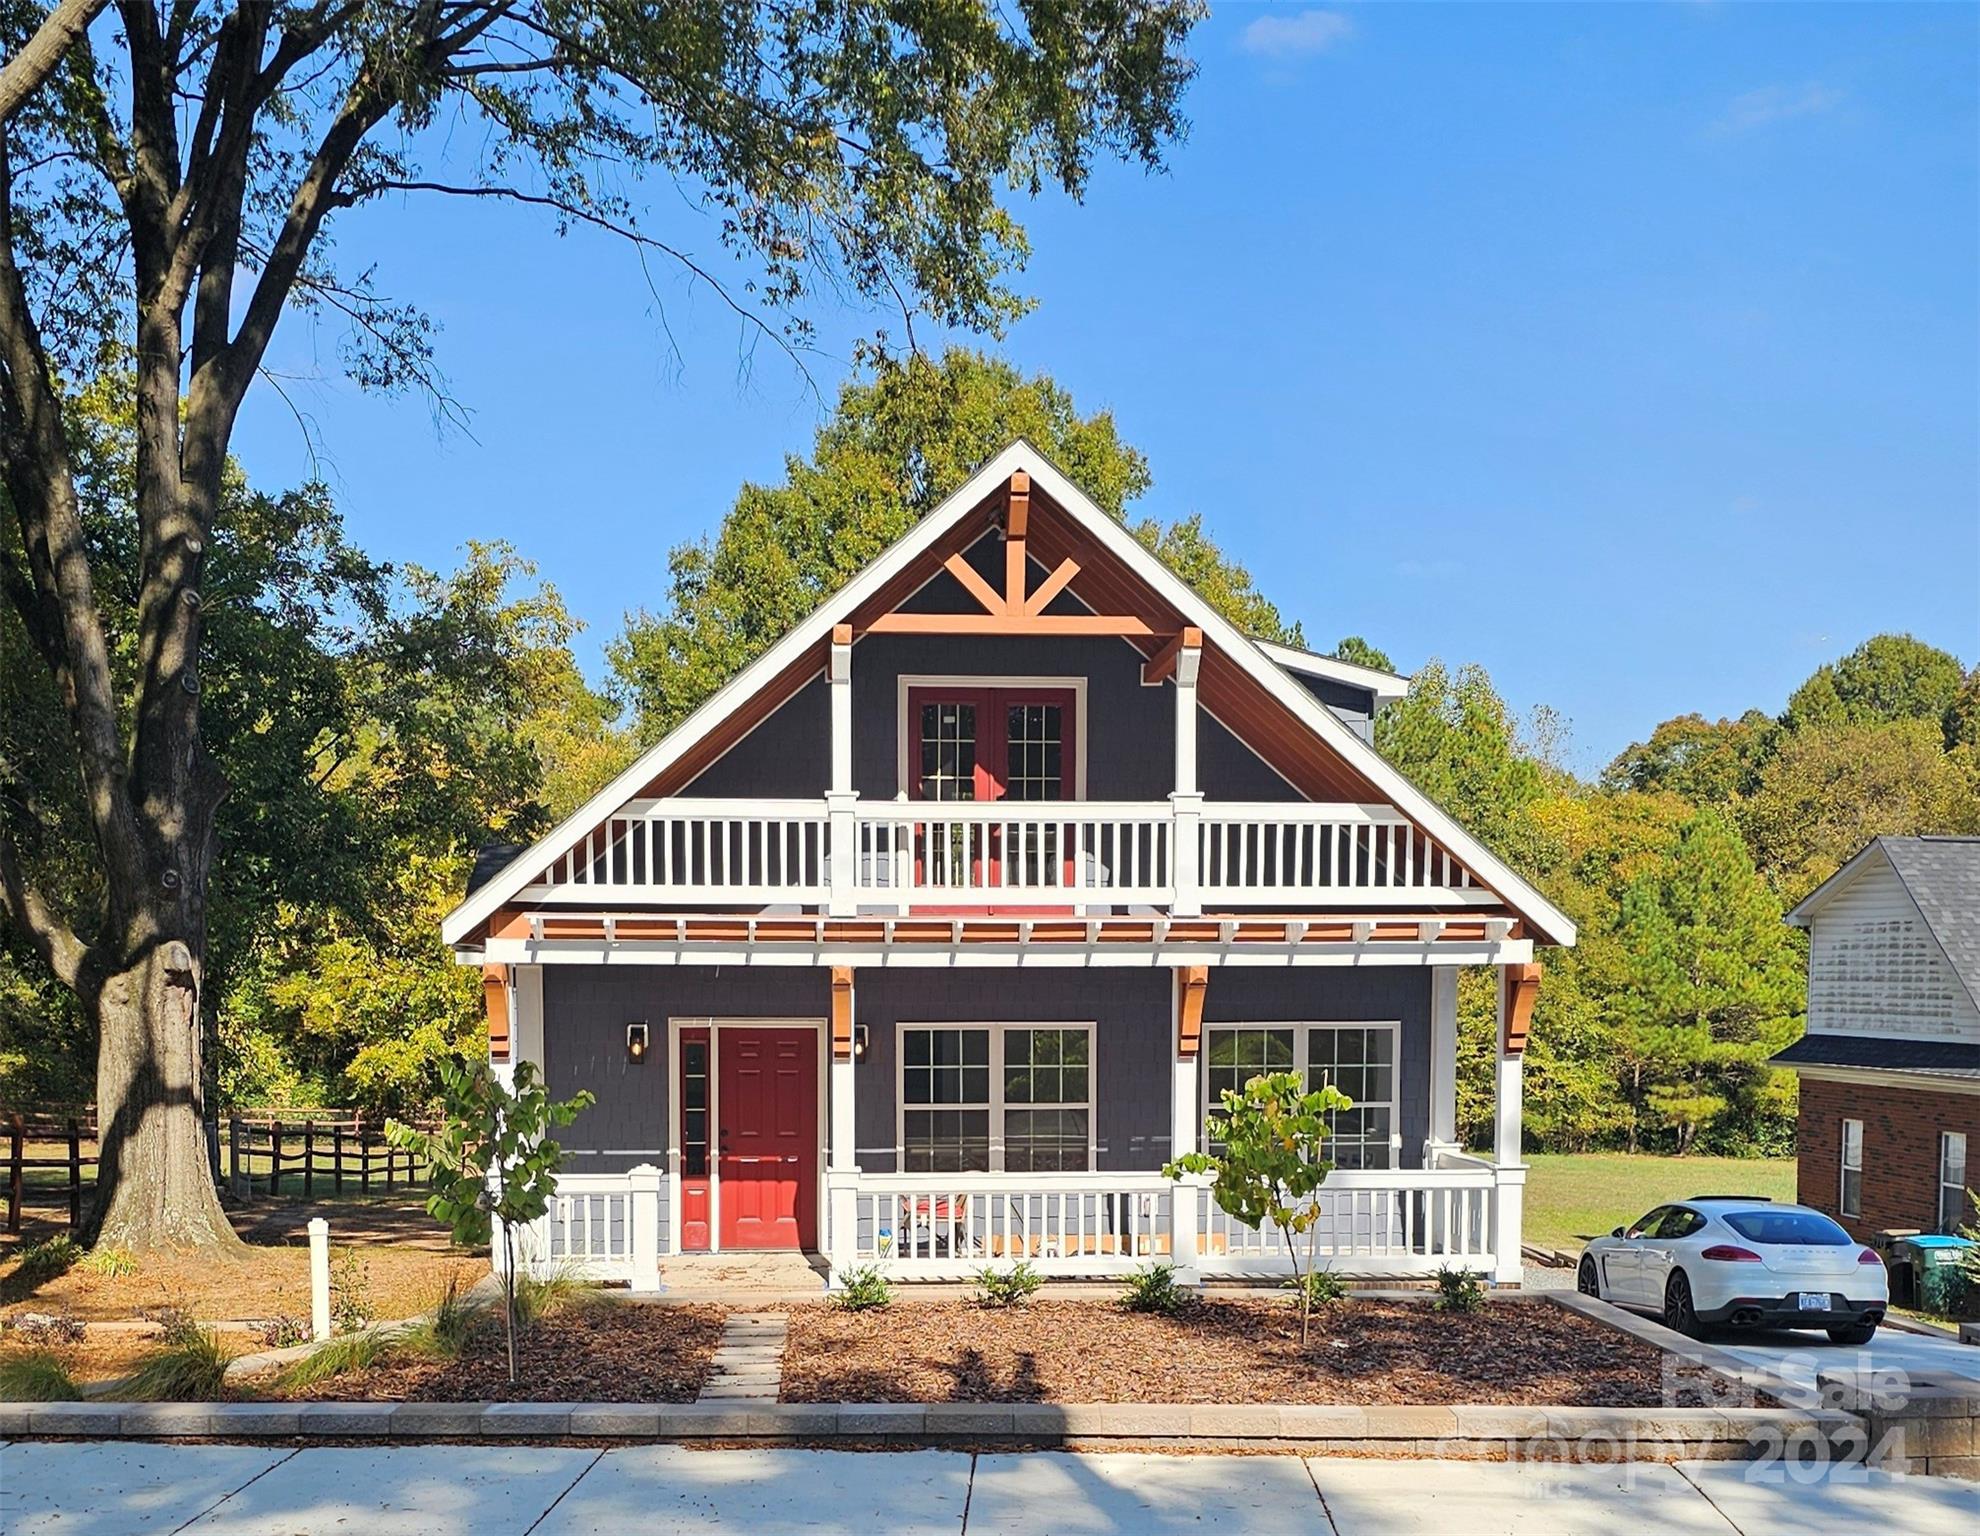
[0,1349,81,1401]
[275,1330,392,1392]
[1166,1069,1353,1348]
[121,1326,228,1401]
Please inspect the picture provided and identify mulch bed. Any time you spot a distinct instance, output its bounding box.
[266,1301,728,1403]
[781,1298,1694,1407]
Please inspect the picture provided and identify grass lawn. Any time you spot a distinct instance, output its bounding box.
[1522,1153,1797,1255]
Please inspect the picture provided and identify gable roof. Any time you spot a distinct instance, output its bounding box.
[442,439,1577,948]
[1789,836,1980,1017]
[1254,641,1410,704]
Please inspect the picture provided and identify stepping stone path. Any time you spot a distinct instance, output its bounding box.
[697,1312,787,1401]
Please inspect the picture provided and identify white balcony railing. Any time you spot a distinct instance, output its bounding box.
[521,796,1489,915]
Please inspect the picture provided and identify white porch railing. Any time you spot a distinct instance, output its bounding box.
[495,1166,662,1290]
[520,796,1489,915]
[501,1159,1512,1291]
[827,1160,1505,1282]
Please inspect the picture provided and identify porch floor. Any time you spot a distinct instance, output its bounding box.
[658,1251,830,1302]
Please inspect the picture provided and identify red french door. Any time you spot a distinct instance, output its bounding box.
[716,1028,818,1250]
[907,687,1077,905]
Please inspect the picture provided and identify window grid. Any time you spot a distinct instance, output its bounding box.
[897,1024,1094,1174]
[918,703,977,802]
[1204,1024,1400,1170]
[1840,1118,1863,1219]
[1940,1131,1968,1235]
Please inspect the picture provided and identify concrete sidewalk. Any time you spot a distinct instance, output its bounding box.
[0,1442,1974,1535]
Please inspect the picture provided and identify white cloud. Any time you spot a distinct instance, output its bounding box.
[1239,9,1355,59]
[1711,81,1844,136]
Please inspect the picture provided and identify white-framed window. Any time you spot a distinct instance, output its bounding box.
[1840,1118,1863,1219]
[1940,1131,1968,1235]
[1203,1023,1399,1169]
[897,1023,1093,1173]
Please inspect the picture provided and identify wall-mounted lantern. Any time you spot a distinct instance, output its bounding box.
[626,1022,649,1065]
[853,1024,870,1063]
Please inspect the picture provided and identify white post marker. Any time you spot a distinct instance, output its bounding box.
[307,1216,331,1341]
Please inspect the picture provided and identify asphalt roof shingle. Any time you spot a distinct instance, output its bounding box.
[1880,836,1980,1014]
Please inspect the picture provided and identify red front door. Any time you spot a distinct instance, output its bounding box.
[717,1028,818,1250]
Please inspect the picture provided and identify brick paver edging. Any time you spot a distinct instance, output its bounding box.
[0,1397,1859,1461]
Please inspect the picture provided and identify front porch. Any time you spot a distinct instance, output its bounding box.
[501,1151,1518,1289]
[490,952,1539,1292]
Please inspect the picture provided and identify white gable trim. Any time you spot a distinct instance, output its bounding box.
[1256,641,1410,704]
[1786,840,1894,928]
[444,439,1577,947]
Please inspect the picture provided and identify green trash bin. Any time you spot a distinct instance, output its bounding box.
[1895,1235,1973,1315]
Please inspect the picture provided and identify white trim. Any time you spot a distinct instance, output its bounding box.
[1786,839,1893,926]
[1200,1021,1403,1169]
[486,936,1535,969]
[445,439,1576,946]
[664,1016,828,1255]
[1939,1129,1969,1235]
[1840,1116,1863,1219]
[1255,641,1410,703]
[894,675,1089,801]
[894,1021,1097,1174]
[1790,1064,1980,1099]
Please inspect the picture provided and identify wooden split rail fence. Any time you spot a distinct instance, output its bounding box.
[3,1108,436,1233]
[225,1113,436,1201]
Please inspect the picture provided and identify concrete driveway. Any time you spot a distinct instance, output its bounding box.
[2,1442,1974,1536]
[1713,1323,1980,1396]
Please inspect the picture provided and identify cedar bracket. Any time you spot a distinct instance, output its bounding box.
[862,472,1156,638]
[831,965,855,1061]
[1502,961,1542,1055]
[482,964,511,1063]
[1143,626,1203,686]
[1177,964,1208,1058]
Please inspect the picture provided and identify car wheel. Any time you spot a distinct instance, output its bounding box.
[1827,1321,1878,1345]
[1577,1255,1600,1298]
[1663,1271,1702,1338]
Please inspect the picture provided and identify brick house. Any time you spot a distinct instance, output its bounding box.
[1775,836,1980,1241]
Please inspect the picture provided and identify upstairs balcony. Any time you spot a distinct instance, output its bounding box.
[515,794,1491,918]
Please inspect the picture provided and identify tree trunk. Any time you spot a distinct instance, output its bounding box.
[87,935,241,1253]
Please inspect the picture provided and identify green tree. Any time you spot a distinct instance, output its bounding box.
[1740,718,1980,901]
[1609,810,1803,1153]
[1374,660,1545,860]
[1330,636,1395,673]
[1601,711,1776,805]
[611,348,1300,734]
[1166,1071,1352,1347]
[1784,635,1968,743]
[389,1061,593,1385]
[2,2,1197,1249]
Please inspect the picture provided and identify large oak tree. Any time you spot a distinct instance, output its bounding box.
[0,0,1200,1250]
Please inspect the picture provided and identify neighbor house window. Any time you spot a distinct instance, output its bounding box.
[1840,1118,1863,1219]
[1204,1024,1398,1169]
[898,1024,1093,1172]
[1940,1131,1968,1235]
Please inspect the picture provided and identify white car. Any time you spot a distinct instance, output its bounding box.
[1577,1197,1888,1342]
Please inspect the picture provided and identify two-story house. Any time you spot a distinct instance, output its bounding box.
[441,442,1577,1289]
[1776,836,1980,1241]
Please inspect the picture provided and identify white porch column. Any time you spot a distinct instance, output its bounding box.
[1428,967,1459,1154]
[1491,971,1527,1285]
[500,965,544,1089]
[827,624,859,917]
[828,967,860,1281]
[1169,630,1204,916]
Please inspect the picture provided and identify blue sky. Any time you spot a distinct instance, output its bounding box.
[229,2,1980,775]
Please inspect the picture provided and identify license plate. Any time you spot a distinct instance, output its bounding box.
[1797,1292,1830,1311]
